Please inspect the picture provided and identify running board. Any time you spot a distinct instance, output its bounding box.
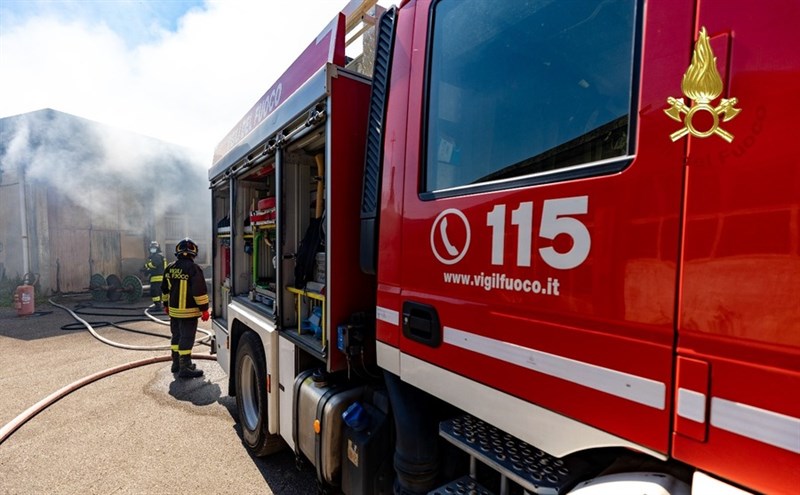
[432,415,593,495]
[429,475,494,495]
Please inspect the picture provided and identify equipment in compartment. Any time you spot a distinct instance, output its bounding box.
[258,197,276,210]
[250,196,276,227]
[314,252,326,284]
[220,244,230,282]
[216,215,231,232]
[249,191,276,316]
[252,285,276,315]
[287,286,327,347]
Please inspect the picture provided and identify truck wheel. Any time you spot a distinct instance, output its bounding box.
[234,331,283,456]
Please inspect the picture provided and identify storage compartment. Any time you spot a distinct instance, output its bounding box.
[211,162,278,321]
[213,63,378,372]
[274,69,376,373]
[212,190,232,322]
[294,369,366,486]
[235,163,278,316]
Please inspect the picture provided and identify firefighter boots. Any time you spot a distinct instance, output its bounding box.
[178,354,203,379]
[171,351,197,373]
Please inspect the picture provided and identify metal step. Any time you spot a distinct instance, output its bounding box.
[428,475,495,495]
[439,415,591,495]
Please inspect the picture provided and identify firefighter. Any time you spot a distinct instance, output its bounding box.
[143,241,167,310]
[161,238,209,379]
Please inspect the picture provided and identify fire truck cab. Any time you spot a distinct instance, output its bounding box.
[208,0,799,494]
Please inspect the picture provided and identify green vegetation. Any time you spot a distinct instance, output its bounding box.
[0,275,41,308]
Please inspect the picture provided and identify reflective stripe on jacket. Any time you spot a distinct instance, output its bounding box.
[145,253,167,278]
[161,258,209,319]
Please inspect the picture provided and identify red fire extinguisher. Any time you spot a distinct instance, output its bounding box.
[14,273,36,317]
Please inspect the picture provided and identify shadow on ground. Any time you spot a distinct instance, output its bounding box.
[168,375,222,406]
[166,365,320,494]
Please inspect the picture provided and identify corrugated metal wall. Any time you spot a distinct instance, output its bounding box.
[45,184,146,293]
[0,180,22,281]
[1,111,211,295]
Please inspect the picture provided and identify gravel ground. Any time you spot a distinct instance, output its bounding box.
[0,294,317,495]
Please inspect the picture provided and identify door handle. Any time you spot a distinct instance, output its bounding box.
[402,301,441,348]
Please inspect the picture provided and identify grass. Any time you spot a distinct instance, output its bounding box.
[0,275,41,308]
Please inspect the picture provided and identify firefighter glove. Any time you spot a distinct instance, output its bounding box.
[201,310,210,322]
[164,305,170,315]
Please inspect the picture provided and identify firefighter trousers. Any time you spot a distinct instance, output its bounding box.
[170,317,198,352]
[149,275,164,303]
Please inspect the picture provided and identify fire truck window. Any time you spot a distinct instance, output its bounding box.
[424,0,636,192]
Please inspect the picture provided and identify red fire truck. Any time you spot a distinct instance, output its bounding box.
[207,0,799,493]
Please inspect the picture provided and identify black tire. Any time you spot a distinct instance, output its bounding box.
[234,331,284,456]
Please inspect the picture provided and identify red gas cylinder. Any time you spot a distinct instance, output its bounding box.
[14,285,35,316]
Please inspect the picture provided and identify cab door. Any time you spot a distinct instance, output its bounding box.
[673,2,800,493]
[386,0,695,455]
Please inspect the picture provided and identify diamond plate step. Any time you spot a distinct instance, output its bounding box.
[439,415,592,495]
[428,475,495,495]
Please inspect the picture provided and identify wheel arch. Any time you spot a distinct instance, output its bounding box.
[227,318,252,396]
[226,303,280,435]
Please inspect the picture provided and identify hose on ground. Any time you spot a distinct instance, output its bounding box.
[48,297,212,351]
[56,301,206,343]
[0,354,217,445]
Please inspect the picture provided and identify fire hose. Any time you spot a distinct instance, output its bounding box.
[0,354,216,445]
[0,296,217,444]
[49,296,212,351]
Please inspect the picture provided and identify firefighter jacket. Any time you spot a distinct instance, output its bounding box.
[144,252,167,282]
[161,257,209,319]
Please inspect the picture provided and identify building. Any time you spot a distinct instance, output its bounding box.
[0,109,210,296]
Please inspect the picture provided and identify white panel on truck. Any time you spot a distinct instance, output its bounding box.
[279,335,296,450]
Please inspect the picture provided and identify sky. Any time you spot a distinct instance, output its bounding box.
[0,0,392,166]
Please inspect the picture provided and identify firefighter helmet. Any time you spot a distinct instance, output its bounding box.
[175,238,199,258]
[149,241,160,253]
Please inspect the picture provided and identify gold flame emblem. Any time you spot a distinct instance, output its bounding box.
[665,27,741,142]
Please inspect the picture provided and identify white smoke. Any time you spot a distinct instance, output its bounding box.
[1,109,209,233]
[0,0,395,162]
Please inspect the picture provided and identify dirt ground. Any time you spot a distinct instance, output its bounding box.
[0,294,317,495]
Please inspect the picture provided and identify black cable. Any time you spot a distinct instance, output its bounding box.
[59,300,168,336]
